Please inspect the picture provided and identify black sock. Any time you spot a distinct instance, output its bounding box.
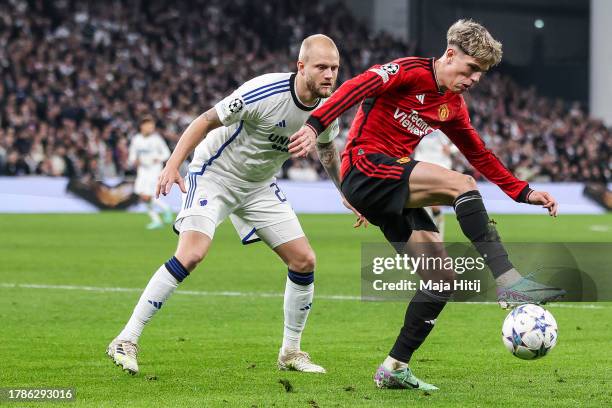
[389,290,450,363]
[453,190,514,278]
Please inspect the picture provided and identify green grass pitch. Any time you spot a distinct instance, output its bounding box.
[0,213,611,407]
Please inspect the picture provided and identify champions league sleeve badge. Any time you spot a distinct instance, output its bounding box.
[369,62,400,83]
[381,63,399,75]
[228,98,244,114]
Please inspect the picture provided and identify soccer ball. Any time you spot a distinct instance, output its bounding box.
[501,304,558,360]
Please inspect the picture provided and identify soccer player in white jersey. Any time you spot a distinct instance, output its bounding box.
[108,35,364,375]
[128,116,173,229]
[413,130,458,239]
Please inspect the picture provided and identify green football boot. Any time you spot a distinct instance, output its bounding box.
[374,365,438,391]
[497,274,566,309]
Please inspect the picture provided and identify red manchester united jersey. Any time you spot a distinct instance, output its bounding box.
[306,57,530,202]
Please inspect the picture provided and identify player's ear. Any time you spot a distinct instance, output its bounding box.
[296,60,305,75]
[445,48,455,63]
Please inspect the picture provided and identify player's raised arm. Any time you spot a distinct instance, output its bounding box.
[442,105,558,216]
[289,61,406,158]
[156,108,222,198]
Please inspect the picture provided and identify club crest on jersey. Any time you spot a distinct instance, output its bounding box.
[438,104,450,121]
[396,157,411,164]
[228,98,244,114]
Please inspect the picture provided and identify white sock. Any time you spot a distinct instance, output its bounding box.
[383,355,407,371]
[117,265,179,343]
[282,277,314,354]
[153,198,170,212]
[147,202,162,223]
[495,268,522,287]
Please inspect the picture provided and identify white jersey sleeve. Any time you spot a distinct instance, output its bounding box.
[214,93,252,126]
[214,89,262,126]
[214,76,295,126]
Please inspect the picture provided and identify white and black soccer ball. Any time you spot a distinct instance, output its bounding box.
[502,304,558,360]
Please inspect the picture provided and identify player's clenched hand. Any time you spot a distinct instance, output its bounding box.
[288,126,316,158]
[342,198,369,228]
[528,190,558,217]
[156,166,186,198]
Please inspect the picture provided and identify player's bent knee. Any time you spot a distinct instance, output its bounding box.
[460,175,478,192]
[175,241,209,271]
[464,175,478,190]
[449,174,478,198]
[175,230,212,272]
[289,251,316,273]
[175,251,205,271]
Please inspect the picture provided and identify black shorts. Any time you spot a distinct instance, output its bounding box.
[341,153,438,245]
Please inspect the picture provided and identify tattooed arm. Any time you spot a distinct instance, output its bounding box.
[316,141,343,190]
[156,108,222,197]
[316,141,368,228]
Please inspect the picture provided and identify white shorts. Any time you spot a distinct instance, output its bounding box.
[174,171,304,248]
[134,170,159,197]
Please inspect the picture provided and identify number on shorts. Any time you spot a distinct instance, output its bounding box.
[270,182,287,202]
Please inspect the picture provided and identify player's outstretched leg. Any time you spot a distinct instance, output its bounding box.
[407,162,565,308]
[372,231,450,391]
[107,230,210,374]
[453,190,565,308]
[107,258,186,374]
[274,237,325,373]
[374,290,447,391]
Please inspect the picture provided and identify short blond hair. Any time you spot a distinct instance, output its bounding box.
[447,19,502,67]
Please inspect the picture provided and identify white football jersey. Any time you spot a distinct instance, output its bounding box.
[190,73,339,183]
[413,129,457,170]
[128,132,171,173]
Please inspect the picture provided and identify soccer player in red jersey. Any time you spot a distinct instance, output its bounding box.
[290,20,565,390]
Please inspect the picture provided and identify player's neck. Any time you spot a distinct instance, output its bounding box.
[433,59,448,93]
[294,76,319,107]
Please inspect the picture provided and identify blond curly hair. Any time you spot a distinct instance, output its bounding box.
[447,19,502,68]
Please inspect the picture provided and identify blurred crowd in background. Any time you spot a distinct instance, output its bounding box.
[0,0,609,183]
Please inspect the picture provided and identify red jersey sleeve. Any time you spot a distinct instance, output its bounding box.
[306,61,411,135]
[442,97,531,202]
